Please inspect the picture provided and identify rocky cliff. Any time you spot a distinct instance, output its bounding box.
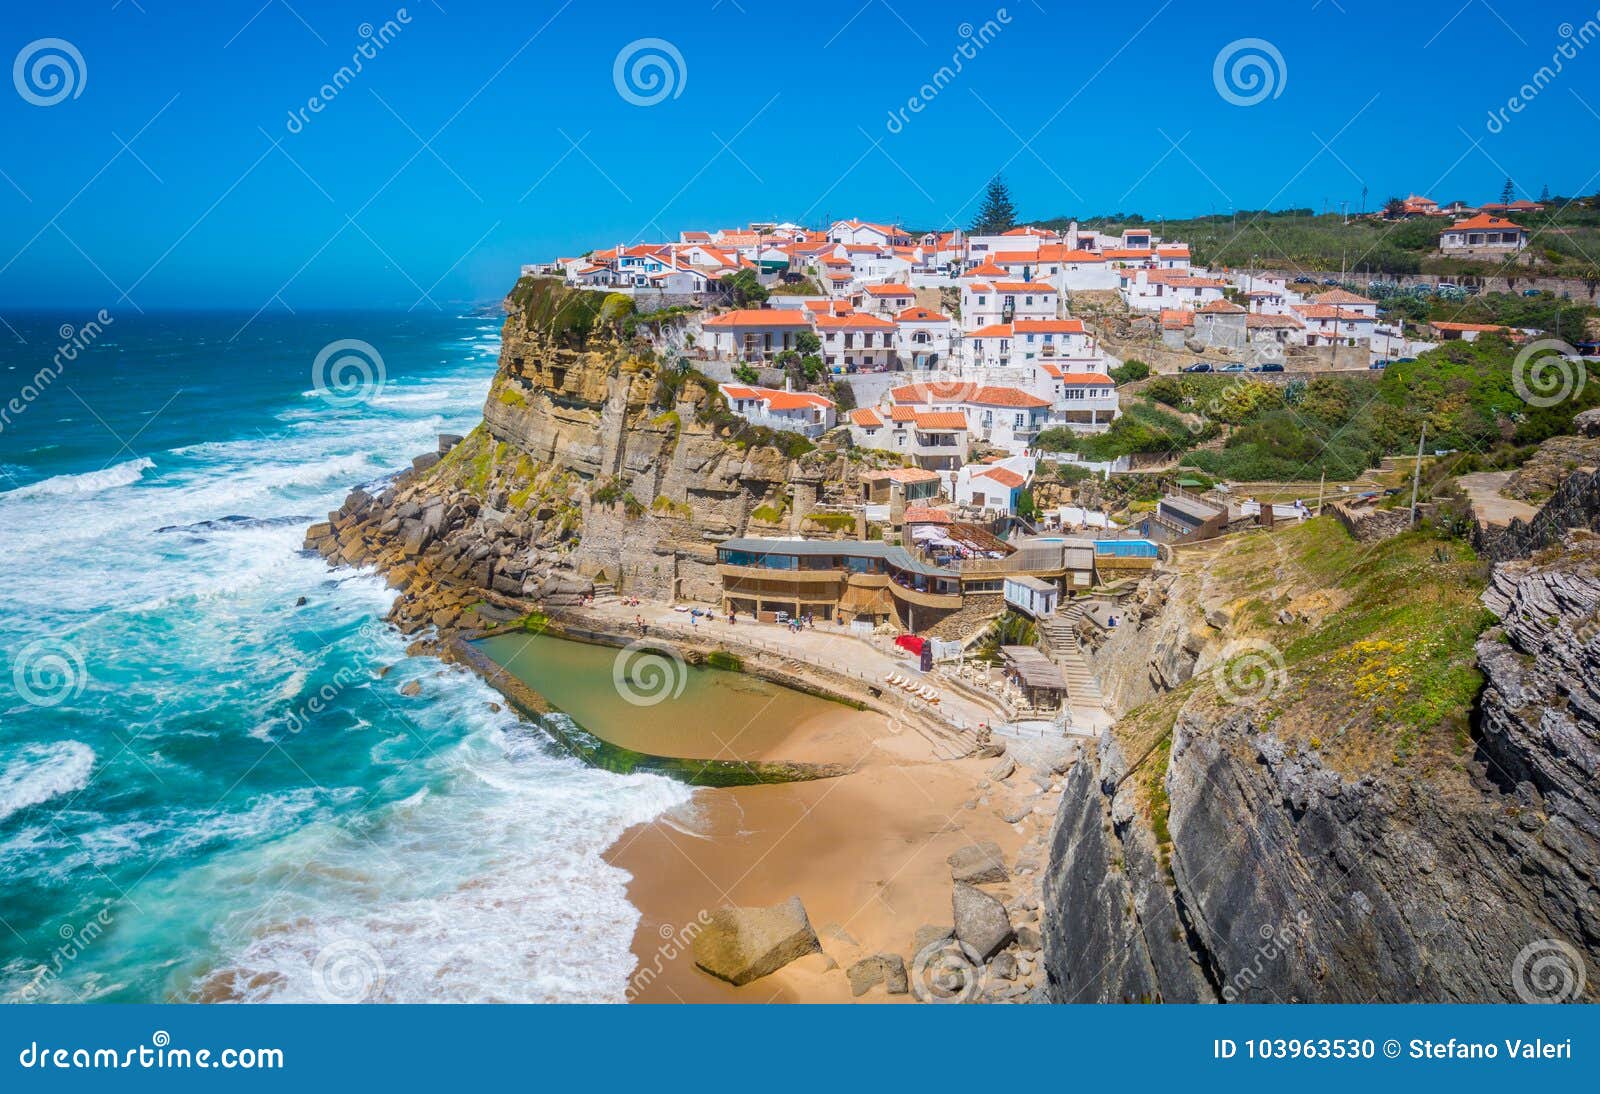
[305,278,884,632]
[1044,503,1600,1003]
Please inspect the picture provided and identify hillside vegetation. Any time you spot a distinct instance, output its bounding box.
[1037,338,1600,481]
[1036,202,1600,278]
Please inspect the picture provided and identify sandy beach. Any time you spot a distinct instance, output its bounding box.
[605,700,1057,1003]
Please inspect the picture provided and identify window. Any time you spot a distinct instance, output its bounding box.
[1013,412,1025,428]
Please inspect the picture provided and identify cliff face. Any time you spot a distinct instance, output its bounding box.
[304,279,874,631]
[1043,511,1600,1003]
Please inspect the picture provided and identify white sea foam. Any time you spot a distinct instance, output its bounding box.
[2,457,154,498]
[0,742,95,823]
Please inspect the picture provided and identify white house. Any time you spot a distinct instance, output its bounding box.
[718,383,836,438]
[1290,304,1376,347]
[894,305,954,369]
[889,382,1052,454]
[701,309,815,360]
[1011,318,1096,365]
[848,406,969,471]
[961,274,1058,332]
[829,219,912,247]
[860,283,917,315]
[1047,369,1119,432]
[1004,574,1059,618]
[815,312,896,372]
[953,455,1035,515]
[1439,214,1528,256]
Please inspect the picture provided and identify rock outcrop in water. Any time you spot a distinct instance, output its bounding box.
[1043,463,1600,1003]
[304,278,886,634]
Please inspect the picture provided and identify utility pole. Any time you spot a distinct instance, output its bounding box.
[1317,469,1326,515]
[1410,422,1427,527]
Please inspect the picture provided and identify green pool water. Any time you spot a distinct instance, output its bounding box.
[475,632,847,760]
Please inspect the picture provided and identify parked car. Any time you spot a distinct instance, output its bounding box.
[1293,275,1314,284]
[1370,360,1390,369]
[1322,277,1339,285]
[1522,288,1542,297]
[1248,362,1285,373]
[1219,363,1246,372]
[1181,362,1213,373]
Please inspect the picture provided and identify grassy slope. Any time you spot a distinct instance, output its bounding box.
[1114,517,1492,851]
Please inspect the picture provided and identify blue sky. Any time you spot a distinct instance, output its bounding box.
[0,0,1595,311]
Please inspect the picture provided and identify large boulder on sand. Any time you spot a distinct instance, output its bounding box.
[692,897,822,986]
[846,954,909,997]
[952,883,1013,961]
[947,841,1008,885]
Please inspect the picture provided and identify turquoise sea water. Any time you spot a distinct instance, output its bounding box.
[0,310,690,1003]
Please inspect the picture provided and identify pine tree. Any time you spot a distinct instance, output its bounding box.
[972,176,1018,235]
[1500,176,1515,206]
[1539,183,1551,203]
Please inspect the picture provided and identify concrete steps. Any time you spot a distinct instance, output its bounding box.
[1037,603,1104,705]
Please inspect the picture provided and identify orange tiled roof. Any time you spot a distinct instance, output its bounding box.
[849,408,884,427]
[977,466,1025,488]
[1445,213,1526,232]
[914,411,968,429]
[1311,289,1376,306]
[1059,373,1114,385]
[863,283,914,296]
[1197,300,1246,314]
[903,506,952,524]
[1013,318,1085,334]
[703,309,813,328]
[895,306,951,323]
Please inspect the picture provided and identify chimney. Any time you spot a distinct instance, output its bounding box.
[784,375,792,392]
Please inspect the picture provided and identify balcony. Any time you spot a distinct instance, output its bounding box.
[888,582,963,610]
[717,563,844,585]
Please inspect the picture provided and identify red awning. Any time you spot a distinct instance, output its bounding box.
[894,634,925,655]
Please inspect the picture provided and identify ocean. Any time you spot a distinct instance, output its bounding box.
[0,309,691,1003]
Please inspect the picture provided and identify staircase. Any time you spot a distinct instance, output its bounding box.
[1037,602,1104,708]
[591,580,617,603]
